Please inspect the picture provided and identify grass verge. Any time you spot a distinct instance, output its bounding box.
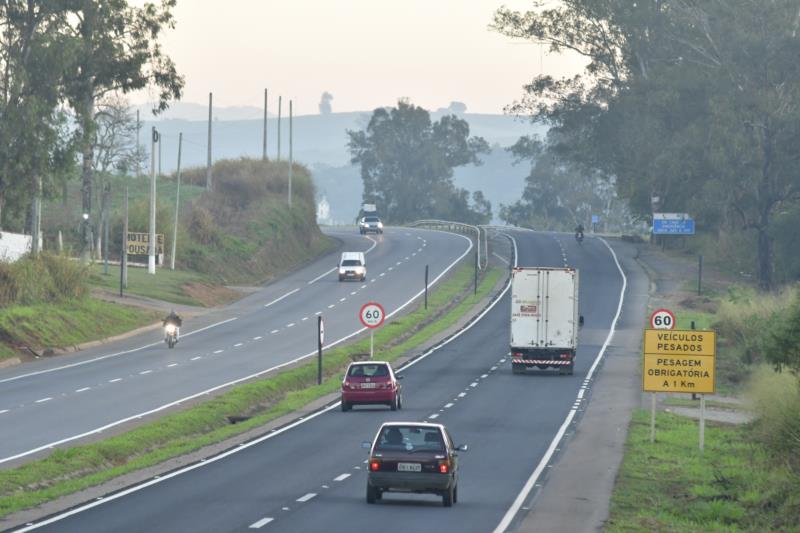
[607,409,800,532]
[0,299,159,361]
[0,265,504,518]
[88,264,238,307]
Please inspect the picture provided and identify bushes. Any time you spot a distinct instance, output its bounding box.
[747,367,800,476]
[0,254,87,307]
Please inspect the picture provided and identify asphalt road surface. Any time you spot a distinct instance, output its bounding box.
[12,230,632,533]
[0,227,472,465]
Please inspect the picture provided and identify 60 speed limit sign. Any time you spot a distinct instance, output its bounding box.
[360,302,385,329]
[650,308,676,330]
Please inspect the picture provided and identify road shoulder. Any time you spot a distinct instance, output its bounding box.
[515,238,650,532]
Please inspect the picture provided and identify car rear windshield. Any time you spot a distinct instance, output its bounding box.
[364,217,380,222]
[341,259,362,266]
[348,364,389,378]
[374,426,445,452]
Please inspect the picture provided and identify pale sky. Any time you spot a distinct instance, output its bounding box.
[132,0,584,115]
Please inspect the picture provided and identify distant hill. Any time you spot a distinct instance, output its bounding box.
[141,110,545,224]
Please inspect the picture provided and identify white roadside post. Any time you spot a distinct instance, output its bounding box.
[359,302,385,359]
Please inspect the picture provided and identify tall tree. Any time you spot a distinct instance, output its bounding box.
[67,0,183,261]
[0,1,77,229]
[347,100,490,224]
[493,0,800,289]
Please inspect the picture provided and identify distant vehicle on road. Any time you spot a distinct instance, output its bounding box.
[363,422,467,506]
[338,251,366,281]
[359,215,383,234]
[341,361,402,411]
[510,267,582,375]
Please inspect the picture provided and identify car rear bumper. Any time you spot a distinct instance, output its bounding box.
[368,472,453,492]
[341,390,395,403]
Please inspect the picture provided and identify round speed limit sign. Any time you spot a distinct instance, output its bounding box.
[650,308,676,330]
[359,302,385,329]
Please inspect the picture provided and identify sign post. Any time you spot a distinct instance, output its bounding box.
[648,308,675,442]
[317,315,324,385]
[359,302,385,359]
[643,328,716,449]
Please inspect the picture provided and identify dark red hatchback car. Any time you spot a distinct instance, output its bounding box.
[341,361,402,412]
[364,422,467,506]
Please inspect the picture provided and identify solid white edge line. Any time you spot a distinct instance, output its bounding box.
[0,317,239,385]
[1,229,474,468]
[263,288,300,308]
[492,236,627,533]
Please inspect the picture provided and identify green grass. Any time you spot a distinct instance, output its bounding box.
[0,299,159,360]
[607,410,800,532]
[674,310,714,331]
[0,265,503,518]
[87,263,227,307]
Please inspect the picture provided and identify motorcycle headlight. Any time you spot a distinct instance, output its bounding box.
[165,324,176,334]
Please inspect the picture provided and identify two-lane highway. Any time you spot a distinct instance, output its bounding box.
[0,227,472,465]
[10,229,642,533]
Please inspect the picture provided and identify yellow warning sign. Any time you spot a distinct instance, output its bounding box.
[643,329,716,393]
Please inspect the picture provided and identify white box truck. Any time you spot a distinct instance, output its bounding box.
[510,267,581,375]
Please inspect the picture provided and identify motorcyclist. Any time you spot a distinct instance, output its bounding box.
[575,223,585,241]
[163,310,182,340]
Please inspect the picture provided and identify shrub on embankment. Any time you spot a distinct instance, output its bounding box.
[106,158,332,284]
[0,254,87,307]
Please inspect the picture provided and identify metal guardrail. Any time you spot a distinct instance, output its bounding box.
[408,219,488,270]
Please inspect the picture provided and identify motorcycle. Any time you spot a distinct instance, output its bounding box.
[164,323,179,349]
[575,231,584,244]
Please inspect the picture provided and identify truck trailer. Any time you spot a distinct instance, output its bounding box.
[510,267,580,375]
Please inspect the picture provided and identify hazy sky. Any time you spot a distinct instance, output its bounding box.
[132,0,584,115]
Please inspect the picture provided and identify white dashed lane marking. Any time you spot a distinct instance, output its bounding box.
[287,323,295,328]
[458,392,467,398]
[249,517,274,529]
[140,370,153,375]
[214,349,224,354]
[75,387,91,393]
[0,410,8,415]
[444,403,454,409]
[253,336,262,340]
[302,317,308,321]
[270,330,279,334]
[428,413,440,419]
[191,356,201,361]
[296,493,316,502]
[109,378,122,383]
[35,397,52,404]
[328,304,335,309]
[334,473,351,482]
[167,364,178,368]
[234,343,243,347]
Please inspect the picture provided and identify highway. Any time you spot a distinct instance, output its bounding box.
[12,230,640,533]
[0,228,472,465]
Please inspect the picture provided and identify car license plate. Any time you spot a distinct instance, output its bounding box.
[360,382,377,389]
[397,463,421,472]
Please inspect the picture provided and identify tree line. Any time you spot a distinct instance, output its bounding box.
[0,0,183,258]
[493,0,800,289]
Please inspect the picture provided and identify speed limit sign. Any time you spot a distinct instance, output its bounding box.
[650,308,676,330]
[360,302,385,329]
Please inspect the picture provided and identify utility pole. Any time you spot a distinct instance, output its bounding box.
[122,186,129,288]
[136,110,141,177]
[288,99,293,208]
[206,91,213,191]
[102,182,110,275]
[171,133,183,270]
[31,175,42,257]
[148,126,158,275]
[277,95,282,162]
[262,88,268,160]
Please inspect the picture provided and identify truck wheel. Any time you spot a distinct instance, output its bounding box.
[512,363,524,375]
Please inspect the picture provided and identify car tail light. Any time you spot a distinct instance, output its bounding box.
[343,381,352,390]
[438,460,450,474]
[512,352,523,359]
[369,459,381,472]
[559,353,572,359]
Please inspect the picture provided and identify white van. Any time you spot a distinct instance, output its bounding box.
[339,251,366,282]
